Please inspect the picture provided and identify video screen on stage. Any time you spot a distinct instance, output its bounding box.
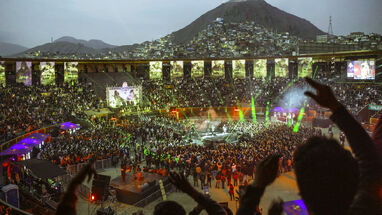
[64,62,78,83]
[298,57,313,78]
[16,61,32,86]
[211,60,224,78]
[40,62,55,85]
[170,61,183,79]
[106,86,142,108]
[232,60,246,79]
[347,60,375,80]
[0,61,5,86]
[275,58,289,77]
[191,61,204,78]
[149,61,162,80]
[253,59,267,78]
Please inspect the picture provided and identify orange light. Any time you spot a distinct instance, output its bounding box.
[234,108,240,112]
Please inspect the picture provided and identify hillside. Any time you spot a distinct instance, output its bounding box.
[171,0,324,44]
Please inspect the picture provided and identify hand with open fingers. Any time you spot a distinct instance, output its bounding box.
[253,154,280,188]
[73,159,97,185]
[304,78,342,112]
[268,198,284,215]
[169,172,195,195]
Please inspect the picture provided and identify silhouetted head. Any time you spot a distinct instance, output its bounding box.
[154,201,186,215]
[294,136,359,215]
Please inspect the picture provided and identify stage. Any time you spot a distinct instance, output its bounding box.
[109,172,173,207]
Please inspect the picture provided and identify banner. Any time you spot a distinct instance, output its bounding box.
[211,60,224,78]
[369,104,382,111]
[232,60,246,79]
[170,61,183,79]
[40,62,55,85]
[150,61,162,80]
[16,61,32,86]
[275,58,289,77]
[298,57,313,78]
[191,61,204,78]
[64,62,78,83]
[0,61,5,86]
[253,59,267,78]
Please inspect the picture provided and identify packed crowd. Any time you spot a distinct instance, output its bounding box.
[0,83,102,142]
[55,78,381,215]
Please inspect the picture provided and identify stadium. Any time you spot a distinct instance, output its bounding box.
[0,0,381,215]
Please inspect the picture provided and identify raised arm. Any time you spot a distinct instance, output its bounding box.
[304,78,381,215]
[236,154,280,215]
[169,172,226,215]
[56,160,97,215]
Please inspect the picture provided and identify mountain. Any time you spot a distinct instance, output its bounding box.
[0,42,28,57]
[11,41,100,58]
[54,36,116,49]
[171,0,325,44]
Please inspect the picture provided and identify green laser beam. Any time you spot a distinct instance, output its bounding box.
[251,96,257,123]
[293,101,306,133]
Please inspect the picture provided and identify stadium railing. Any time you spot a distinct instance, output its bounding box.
[0,199,33,215]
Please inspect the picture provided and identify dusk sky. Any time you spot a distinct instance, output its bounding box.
[0,0,381,48]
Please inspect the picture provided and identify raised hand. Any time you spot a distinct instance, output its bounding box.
[268,198,284,215]
[253,154,280,188]
[304,78,341,112]
[73,159,97,185]
[169,172,195,195]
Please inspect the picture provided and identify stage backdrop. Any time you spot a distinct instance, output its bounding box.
[149,61,162,80]
[191,60,204,78]
[298,57,313,78]
[0,61,5,86]
[170,61,183,79]
[253,59,267,78]
[232,60,246,79]
[16,61,32,86]
[211,60,224,78]
[64,62,78,83]
[275,58,289,77]
[40,62,55,85]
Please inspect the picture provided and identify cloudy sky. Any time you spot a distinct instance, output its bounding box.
[0,0,381,48]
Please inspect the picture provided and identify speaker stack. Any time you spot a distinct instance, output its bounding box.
[91,174,111,202]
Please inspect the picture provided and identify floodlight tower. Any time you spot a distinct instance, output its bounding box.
[328,16,335,53]
[328,16,334,40]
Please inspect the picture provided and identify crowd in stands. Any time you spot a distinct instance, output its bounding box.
[142,75,382,113]
[0,83,102,142]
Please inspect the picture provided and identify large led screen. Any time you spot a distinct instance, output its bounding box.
[347,60,375,80]
[275,58,289,77]
[170,61,183,79]
[191,61,204,78]
[253,59,267,78]
[298,57,313,78]
[40,62,55,85]
[16,61,32,86]
[0,61,5,86]
[232,60,246,79]
[106,86,142,108]
[150,61,162,80]
[64,62,78,83]
[211,60,224,78]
